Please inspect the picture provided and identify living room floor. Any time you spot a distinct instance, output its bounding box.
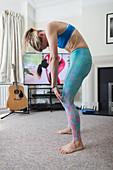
[0,110,113,170]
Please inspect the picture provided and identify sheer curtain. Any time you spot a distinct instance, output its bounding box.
[0,10,24,83]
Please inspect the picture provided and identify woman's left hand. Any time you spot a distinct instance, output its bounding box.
[53,86,62,102]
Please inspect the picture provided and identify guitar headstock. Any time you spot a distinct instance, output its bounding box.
[12,64,17,86]
[12,64,16,70]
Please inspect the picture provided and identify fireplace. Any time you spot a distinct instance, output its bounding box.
[82,55,113,115]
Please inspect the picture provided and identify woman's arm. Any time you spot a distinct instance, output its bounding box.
[46,22,62,102]
[46,23,58,87]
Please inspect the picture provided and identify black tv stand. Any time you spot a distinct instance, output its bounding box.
[28,86,64,112]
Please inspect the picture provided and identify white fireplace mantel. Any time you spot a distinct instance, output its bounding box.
[82,55,113,111]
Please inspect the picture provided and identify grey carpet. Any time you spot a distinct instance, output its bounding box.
[0,110,113,170]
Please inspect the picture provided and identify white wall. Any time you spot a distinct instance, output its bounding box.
[82,2,113,56]
[36,1,82,25]
[0,0,24,14]
[21,2,37,52]
[21,2,36,30]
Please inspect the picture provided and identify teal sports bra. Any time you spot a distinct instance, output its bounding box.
[57,24,75,49]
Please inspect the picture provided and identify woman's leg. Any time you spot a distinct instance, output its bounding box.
[58,48,92,154]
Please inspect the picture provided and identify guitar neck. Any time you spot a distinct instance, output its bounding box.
[13,67,18,89]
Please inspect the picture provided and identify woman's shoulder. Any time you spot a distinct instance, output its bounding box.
[47,21,66,25]
[46,21,57,28]
[46,21,68,29]
[46,21,69,36]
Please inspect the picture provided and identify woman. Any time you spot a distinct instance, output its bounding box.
[37,53,65,84]
[23,21,92,154]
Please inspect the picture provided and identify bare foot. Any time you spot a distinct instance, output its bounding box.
[56,127,72,134]
[59,139,84,154]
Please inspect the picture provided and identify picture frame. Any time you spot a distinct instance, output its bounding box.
[106,13,113,44]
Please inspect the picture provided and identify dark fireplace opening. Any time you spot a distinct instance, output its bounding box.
[98,67,113,115]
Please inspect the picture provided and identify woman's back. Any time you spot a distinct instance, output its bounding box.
[47,21,89,53]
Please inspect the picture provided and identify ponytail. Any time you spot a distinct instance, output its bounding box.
[37,64,42,78]
[37,59,49,78]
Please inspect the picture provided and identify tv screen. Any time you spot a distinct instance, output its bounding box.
[23,53,70,85]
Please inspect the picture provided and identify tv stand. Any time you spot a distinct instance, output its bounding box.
[28,86,64,112]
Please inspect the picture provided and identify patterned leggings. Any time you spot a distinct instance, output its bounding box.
[62,48,92,140]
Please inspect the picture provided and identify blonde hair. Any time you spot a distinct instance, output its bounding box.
[23,28,43,53]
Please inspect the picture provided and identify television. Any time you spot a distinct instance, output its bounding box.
[23,53,70,85]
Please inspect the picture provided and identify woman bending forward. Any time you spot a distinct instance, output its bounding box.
[23,21,92,154]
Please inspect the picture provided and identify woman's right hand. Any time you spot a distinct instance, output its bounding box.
[53,86,62,103]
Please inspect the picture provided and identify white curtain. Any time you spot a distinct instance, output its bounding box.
[0,10,24,83]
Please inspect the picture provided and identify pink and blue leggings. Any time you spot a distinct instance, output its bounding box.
[62,48,92,140]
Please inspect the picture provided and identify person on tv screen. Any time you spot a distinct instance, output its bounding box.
[37,53,65,84]
[23,21,92,154]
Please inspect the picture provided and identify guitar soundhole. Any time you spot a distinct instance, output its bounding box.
[14,89,19,94]
[19,90,23,98]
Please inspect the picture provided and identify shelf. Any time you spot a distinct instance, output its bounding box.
[28,86,63,112]
[32,93,56,98]
[29,103,64,111]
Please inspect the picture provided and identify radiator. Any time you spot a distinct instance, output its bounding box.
[0,85,28,109]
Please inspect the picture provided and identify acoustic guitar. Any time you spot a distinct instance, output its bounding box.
[6,64,28,111]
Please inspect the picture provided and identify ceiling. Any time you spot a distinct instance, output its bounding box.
[29,0,113,8]
[0,0,113,13]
